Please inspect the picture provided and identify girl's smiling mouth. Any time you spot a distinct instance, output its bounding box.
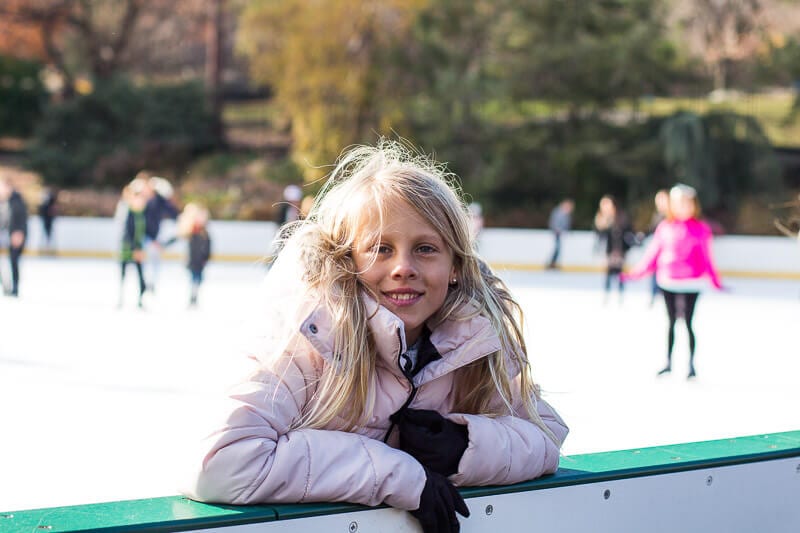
[383,289,423,307]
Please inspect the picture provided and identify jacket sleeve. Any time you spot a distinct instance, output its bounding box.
[700,224,723,289]
[621,223,663,282]
[181,352,427,511]
[445,389,568,487]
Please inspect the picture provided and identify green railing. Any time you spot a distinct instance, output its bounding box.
[4,430,800,532]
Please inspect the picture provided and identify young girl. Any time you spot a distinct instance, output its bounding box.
[181,141,568,532]
[621,184,725,378]
[175,203,212,308]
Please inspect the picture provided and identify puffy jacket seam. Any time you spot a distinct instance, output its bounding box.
[502,420,513,483]
[542,431,558,472]
[298,431,313,502]
[357,436,379,504]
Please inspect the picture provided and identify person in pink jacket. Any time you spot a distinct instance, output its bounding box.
[621,184,724,379]
[180,140,568,532]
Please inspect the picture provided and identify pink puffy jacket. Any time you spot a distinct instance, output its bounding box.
[181,297,568,512]
[622,218,722,289]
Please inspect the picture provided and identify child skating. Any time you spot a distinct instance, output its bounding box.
[175,203,211,308]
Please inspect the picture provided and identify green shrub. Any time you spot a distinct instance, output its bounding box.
[27,77,215,187]
[0,56,47,137]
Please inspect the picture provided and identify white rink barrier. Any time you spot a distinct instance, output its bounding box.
[4,431,800,532]
[18,215,800,278]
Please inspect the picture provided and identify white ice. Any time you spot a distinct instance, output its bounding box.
[1,256,798,512]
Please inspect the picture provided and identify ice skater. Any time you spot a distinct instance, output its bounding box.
[142,173,179,294]
[174,203,212,308]
[621,184,725,378]
[594,195,635,303]
[118,180,148,309]
[546,198,574,269]
[180,140,568,533]
[646,189,670,306]
[0,176,28,297]
[37,187,58,254]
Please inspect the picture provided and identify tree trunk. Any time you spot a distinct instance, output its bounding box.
[205,0,224,147]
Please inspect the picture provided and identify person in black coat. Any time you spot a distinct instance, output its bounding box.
[175,203,212,308]
[594,195,637,304]
[38,188,58,253]
[0,177,28,297]
[141,174,179,293]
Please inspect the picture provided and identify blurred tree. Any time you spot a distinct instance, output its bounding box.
[677,0,766,91]
[755,34,800,123]
[205,0,225,146]
[237,0,423,181]
[0,56,48,136]
[0,0,50,61]
[505,0,677,113]
[391,0,677,223]
[0,0,232,143]
[0,0,146,97]
[660,111,718,200]
[660,110,782,216]
[27,77,215,187]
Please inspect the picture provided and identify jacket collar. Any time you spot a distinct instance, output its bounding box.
[299,294,505,384]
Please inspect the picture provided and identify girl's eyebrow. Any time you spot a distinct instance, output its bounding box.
[377,233,445,246]
[414,232,445,243]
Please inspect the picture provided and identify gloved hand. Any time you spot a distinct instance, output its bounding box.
[393,408,469,476]
[410,466,470,533]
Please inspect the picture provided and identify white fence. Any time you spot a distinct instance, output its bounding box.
[22,216,800,277]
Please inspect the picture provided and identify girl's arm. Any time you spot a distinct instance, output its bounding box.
[700,224,723,290]
[444,384,568,487]
[180,354,427,511]
[620,224,664,282]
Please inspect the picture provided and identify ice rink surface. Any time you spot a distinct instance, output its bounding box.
[1,256,798,511]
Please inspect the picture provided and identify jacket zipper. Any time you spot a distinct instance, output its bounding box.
[383,329,417,443]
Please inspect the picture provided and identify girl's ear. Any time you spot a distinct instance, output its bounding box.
[449,266,458,286]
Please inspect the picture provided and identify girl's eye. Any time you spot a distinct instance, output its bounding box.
[375,244,391,254]
[417,244,437,254]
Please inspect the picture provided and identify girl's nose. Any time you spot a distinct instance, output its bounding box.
[390,252,418,280]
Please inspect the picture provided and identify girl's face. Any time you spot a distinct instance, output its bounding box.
[354,199,457,346]
[599,197,615,215]
[129,190,147,210]
[671,194,696,221]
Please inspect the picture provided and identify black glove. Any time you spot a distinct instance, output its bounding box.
[410,467,470,533]
[393,408,469,477]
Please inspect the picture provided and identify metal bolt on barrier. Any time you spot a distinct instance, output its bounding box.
[37,527,52,530]
[485,505,494,516]
[603,489,611,500]
[796,464,800,474]
[348,520,358,533]
[706,476,713,486]
[0,514,13,519]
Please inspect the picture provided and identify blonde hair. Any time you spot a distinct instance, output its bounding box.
[666,183,702,221]
[277,140,554,442]
[177,202,209,237]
